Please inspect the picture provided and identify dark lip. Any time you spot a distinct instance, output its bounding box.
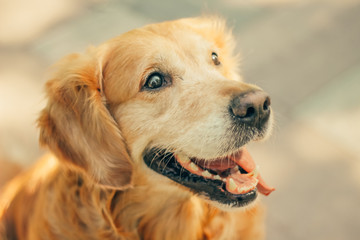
[143,148,257,208]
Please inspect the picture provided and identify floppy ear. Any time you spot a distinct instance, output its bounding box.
[37,50,133,189]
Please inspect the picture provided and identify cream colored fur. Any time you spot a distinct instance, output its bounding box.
[0,17,269,240]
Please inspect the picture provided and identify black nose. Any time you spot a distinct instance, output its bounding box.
[229,90,271,128]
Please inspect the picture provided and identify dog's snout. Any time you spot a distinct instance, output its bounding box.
[229,91,271,127]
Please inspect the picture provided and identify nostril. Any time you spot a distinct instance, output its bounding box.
[263,97,271,111]
[229,103,257,121]
[243,106,255,118]
[229,103,256,120]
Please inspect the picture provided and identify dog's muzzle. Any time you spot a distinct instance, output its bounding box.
[142,89,274,208]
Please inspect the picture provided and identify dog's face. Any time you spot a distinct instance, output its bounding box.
[38,17,274,209]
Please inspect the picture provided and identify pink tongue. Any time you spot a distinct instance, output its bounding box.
[231,148,275,196]
[195,157,238,171]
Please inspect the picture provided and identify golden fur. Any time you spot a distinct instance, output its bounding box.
[0,17,270,240]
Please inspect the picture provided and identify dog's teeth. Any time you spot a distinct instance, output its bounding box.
[248,165,259,178]
[213,175,221,180]
[228,178,237,191]
[231,166,240,174]
[190,162,199,171]
[202,170,212,178]
[237,186,249,194]
[178,155,190,164]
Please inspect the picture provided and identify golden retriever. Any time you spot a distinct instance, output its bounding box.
[0,17,274,240]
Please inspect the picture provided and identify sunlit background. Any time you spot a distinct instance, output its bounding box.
[1,0,360,239]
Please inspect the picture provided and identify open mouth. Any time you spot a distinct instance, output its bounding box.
[143,147,274,207]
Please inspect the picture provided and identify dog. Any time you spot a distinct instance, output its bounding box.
[0,17,274,240]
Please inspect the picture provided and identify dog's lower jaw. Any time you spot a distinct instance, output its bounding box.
[111,165,265,240]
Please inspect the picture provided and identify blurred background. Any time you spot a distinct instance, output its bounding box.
[0,0,359,239]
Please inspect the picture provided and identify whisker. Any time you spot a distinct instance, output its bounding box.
[160,149,173,174]
[157,150,169,170]
[149,148,163,168]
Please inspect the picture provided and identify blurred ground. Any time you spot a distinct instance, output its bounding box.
[0,0,359,239]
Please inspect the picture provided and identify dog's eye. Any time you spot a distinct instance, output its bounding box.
[211,52,221,65]
[144,73,165,90]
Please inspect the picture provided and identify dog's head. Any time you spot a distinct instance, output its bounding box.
[38,17,274,208]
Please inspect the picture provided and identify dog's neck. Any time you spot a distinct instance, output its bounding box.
[79,172,264,240]
[109,187,209,239]
[85,176,218,239]
[8,158,263,240]
[51,167,241,240]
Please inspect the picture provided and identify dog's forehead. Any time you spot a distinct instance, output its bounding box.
[106,17,233,69]
[137,18,238,80]
[144,19,227,54]
[102,18,238,103]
